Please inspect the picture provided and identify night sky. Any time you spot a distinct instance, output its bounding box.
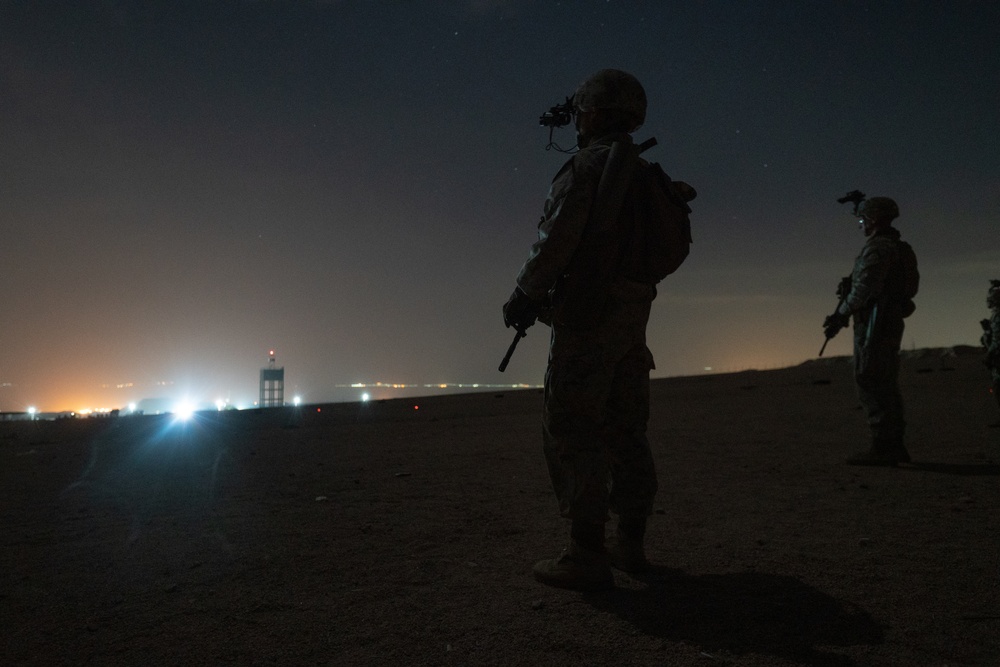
[3,1,998,412]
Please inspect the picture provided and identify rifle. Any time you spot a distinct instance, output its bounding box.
[498,326,527,372]
[820,190,868,356]
[500,136,658,369]
[819,276,853,356]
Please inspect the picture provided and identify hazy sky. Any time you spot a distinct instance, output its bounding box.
[2,0,998,412]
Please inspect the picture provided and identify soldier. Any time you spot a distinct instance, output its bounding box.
[824,197,919,466]
[502,69,666,590]
[981,280,1000,425]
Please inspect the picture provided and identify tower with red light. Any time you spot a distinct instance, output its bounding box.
[259,349,285,407]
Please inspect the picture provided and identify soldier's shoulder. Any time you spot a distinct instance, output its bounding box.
[862,235,898,259]
[573,143,610,168]
[565,145,608,184]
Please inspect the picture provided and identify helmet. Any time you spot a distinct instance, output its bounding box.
[572,69,647,130]
[858,197,900,222]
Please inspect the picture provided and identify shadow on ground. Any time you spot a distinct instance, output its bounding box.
[908,462,1000,476]
[588,568,883,666]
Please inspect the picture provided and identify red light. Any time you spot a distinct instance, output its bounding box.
[414,405,419,410]
[317,408,322,412]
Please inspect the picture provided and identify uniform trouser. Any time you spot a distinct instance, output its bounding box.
[991,371,1000,410]
[854,319,905,443]
[542,287,658,524]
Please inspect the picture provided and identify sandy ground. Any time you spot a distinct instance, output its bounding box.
[3,346,1000,666]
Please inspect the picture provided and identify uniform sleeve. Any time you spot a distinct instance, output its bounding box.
[515,149,605,301]
[838,238,894,316]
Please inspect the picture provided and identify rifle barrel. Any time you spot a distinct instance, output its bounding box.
[498,329,526,372]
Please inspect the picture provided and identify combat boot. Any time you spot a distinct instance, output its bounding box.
[608,536,648,573]
[532,540,614,591]
[846,437,907,467]
[846,449,897,466]
[608,516,649,573]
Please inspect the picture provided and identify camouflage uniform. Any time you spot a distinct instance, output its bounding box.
[836,227,918,449]
[516,132,658,526]
[983,283,1000,411]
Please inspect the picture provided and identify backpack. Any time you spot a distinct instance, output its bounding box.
[894,238,919,318]
[896,240,919,300]
[618,162,694,284]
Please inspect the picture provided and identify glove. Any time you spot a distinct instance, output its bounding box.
[836,276,853,300]
[823,312,850,339]
[503,287,539,331]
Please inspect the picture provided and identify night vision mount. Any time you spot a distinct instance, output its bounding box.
[837,189,867,216]
[539,96,576,152]
[539,97,574,128]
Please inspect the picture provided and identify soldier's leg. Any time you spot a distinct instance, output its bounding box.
[851,341,907,465]
[605,343,657,519]
[541,325,616,537]
[604,343,657,571]
[989,373,1000,427]
[535,332,616,590]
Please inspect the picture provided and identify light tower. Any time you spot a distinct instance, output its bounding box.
[259,349,285,407]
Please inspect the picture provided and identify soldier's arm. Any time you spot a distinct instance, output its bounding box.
[516,149,605,301]
[837,241,893,317]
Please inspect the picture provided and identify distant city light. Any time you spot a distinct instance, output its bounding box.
[128,402,137,413]
[27,406,37,419]
[292,395,301,406]
[361,393,370,402]
[215,399,226,411]
[77,407,113,417]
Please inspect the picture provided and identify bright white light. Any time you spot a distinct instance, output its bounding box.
[292,396,301,406]
[174,401,194,421]
[361,393,370,402]
[128,402,137,413]
[27,406,37,419]
[215,399,226,411]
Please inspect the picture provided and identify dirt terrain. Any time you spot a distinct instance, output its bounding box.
[3,346,999,666]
